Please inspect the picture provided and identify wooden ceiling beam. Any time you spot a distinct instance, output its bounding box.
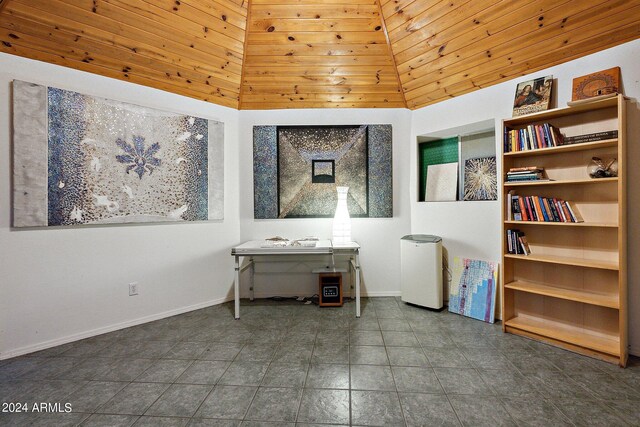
[246,31,386,45]
[250,4,379,20]
[375,0,406,108]
[238,0,252,109]
[248,17,382,32]
[251,0,377,5]
[241,100,406,109]
[244,43,391,56]
[242,92,404,103]
[244,55,393,66]
[243,74,400,85]
[243,65,398,76]
[242,83,402,94]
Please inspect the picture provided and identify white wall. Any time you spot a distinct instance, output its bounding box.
[238,109,412,298]
[410,39,640,355]
[0,53,241,359]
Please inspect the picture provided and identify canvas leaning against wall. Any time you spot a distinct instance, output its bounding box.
[253,125,392,219]
[12,80,224,227]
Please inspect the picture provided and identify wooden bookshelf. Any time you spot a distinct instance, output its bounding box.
[504,254,618,270]
[505,280,618,308]
[504,220,617,228]
[504,315,620,358]
[501,95,628,366]
[504,177,617,187]
[503,139,618,157]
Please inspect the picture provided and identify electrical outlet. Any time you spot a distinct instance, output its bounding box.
[129,282,138,296]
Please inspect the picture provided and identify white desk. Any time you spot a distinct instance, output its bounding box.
[231,240,361,319]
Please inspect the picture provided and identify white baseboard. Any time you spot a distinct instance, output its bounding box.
[4,293,636,360]
[362,291,402,297]
[0,296,233,360]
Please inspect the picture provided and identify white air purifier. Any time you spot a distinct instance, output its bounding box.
[400,234,443,309]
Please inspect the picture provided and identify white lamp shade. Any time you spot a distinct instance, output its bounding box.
[332,186,351,244]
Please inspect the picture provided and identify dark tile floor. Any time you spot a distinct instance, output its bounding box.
[1,297,639,426]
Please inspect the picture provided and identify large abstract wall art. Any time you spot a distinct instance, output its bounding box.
[12,80,224,227]
[253,125,392,219]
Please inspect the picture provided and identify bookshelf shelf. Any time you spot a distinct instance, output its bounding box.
[504,220,617,228]
[501,94,627,366]
[504,253,618,270]
[504,315,620,357]
[504,139,617,157]
[505,280,618,308]
[504,177,617,187]
[504,96,619,125]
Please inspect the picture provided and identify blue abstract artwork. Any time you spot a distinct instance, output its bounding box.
[253,125,392,219]
[13,80,224,227]
[449,257,498,323]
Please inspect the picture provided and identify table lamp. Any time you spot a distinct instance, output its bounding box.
[332,186,351,244]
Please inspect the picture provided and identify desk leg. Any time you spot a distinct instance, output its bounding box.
[355,253,361,318]
[234,255,240,320]
[249,257,255,301]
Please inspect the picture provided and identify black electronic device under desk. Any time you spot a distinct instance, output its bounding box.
[318,272,343,307]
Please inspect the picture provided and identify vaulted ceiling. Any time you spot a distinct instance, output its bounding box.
[0,0,638,110]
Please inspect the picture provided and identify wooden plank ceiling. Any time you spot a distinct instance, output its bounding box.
[240,0,405,109]
[0,0,638,110]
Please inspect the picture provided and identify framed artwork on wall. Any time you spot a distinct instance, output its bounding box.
[253,124,392,219]
[12,80,224,227]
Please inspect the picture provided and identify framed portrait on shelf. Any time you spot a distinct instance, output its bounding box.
[512,75,553,117]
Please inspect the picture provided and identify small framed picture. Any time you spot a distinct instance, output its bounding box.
[572,67,621,101]
[512,75,553,117]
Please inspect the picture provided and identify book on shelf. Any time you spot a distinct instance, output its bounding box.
[507,195,583,223]
[504,123,564,153]
[565,200,584,222]
[563,130,618,145]
[506,167,549,182]
[518,234,531,255]
[506,229,530,255]
[511,195,522,221]
[518,196,528,221]
[509,166,541,172]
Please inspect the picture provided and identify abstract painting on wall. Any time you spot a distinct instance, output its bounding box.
[12,80,224,227]
[425,162,458,202]
[463,156,497,201]
[253,125,392,219]
[449,257,498,323]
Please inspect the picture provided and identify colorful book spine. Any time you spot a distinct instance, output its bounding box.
[518,197,528,221]
[509,195,583,223]
[512,196,522,221]
[506,229,531,255]
[505,123,567,152]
